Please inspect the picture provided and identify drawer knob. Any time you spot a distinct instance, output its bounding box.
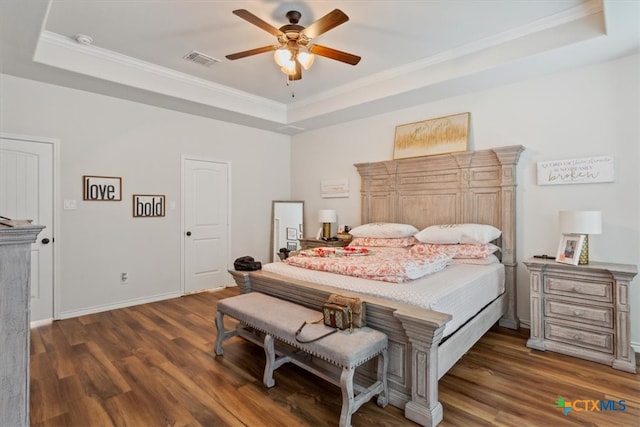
[573,310,582,316]
[572,286,579,292]
[573,333,583,341]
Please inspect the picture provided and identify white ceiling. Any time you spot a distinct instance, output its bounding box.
[1,0,638,134]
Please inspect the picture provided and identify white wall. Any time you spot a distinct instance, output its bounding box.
[1,75,290,317]
[290,53,640,348]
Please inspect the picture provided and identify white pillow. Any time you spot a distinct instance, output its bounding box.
[415,224,501,245]
[349,222,418,238]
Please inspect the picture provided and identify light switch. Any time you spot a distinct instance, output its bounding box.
[63,199,77,210]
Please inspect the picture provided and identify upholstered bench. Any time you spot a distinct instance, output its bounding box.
[214,292,388,427]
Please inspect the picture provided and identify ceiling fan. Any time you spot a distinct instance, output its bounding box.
[226,9,361,81]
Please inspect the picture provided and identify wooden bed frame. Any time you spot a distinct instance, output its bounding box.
[229,145,524,426]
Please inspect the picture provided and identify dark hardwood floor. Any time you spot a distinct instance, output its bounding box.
[30,287,639,426]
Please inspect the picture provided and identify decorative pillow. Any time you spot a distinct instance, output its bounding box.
[409,243,500,259]
[348,222,418,238]
[449,254,501,265]
[415,224,501,245]
[349,236,418,248]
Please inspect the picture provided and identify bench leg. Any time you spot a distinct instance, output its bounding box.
[377,349,389,407]
[263,334,277,388]
[339,367,356,427]
[214,311,238,356]
[262,334,292,388]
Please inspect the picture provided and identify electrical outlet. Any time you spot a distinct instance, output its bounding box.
[121,272,128,283]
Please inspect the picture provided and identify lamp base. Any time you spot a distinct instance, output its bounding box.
[578,234,589,265]
[322,222,331,239]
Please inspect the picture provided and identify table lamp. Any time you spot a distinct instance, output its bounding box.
[559,210,602,264]
[318,209,337,239]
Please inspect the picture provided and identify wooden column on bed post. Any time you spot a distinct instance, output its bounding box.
[394,311,449,427]
[493,145,524,329]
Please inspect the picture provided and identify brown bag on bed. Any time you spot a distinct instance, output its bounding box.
[323,294,366,330]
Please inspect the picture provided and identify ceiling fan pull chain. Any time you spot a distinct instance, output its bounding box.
[285,75,295,97]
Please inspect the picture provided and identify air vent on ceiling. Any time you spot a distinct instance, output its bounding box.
[183,50,220,67]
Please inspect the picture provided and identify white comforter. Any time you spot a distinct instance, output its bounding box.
[263,260,505,337]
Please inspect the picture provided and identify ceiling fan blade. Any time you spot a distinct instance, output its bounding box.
[232,9,283,37]
[288,61,302,81]
[308,44,361,66]
[301,9,349,39]
[226,45,277,60]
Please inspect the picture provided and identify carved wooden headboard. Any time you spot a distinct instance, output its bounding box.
[354,145,525,328]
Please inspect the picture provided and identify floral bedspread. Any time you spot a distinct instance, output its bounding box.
[284,247,452,283]
[297,246,373,257]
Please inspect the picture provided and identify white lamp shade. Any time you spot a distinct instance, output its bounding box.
[559,210,602,235]
[318,209,337,223]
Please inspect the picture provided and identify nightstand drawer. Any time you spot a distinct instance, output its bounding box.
[544,321,613,354]
[544,276,612,302]
[544,299,613,328]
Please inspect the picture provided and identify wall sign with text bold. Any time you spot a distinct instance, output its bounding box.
[83,175,122,201]
[133,194,165,217]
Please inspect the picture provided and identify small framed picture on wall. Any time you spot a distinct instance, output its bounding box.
[286,227,297,240]
[555,234,584,265]
[83,175,122,201]
[133,194,165,217]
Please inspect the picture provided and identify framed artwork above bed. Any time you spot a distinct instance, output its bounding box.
[393,112,470,159]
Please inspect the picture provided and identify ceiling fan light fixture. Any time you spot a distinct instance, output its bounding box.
[281,59,297,75]
[274,47,291,67]
[297,50,315,70]
[228,9,359,84]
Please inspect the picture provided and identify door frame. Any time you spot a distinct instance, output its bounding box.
[1,132,61,322]
[180,154,232,294]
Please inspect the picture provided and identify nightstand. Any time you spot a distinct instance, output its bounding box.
[298,238,349,250]
[524,258,637,372]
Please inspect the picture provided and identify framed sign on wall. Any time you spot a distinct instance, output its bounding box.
[537,156,614,185]
[133,194,165,217]
[83,175,122,201]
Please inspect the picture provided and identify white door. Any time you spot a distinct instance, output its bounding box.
[0,136,54,321]
[183,158,229,293]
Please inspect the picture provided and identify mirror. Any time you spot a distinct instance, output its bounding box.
[271,200,304,262]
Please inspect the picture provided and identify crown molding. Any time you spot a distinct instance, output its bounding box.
[289,0,604,111]
[34,31,287,123]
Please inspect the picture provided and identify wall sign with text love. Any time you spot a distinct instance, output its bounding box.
[536,156,614,186]
[83,175,122,201]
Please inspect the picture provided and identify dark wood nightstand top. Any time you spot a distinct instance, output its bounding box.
[298,238,349,250]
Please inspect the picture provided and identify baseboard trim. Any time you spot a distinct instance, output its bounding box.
[30,318,53,328]
[58,291,183,320]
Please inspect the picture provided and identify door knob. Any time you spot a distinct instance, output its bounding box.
[186,231,192,236]
[42,238,50,244]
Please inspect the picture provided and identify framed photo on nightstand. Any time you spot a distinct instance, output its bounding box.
[555,234,584,265]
